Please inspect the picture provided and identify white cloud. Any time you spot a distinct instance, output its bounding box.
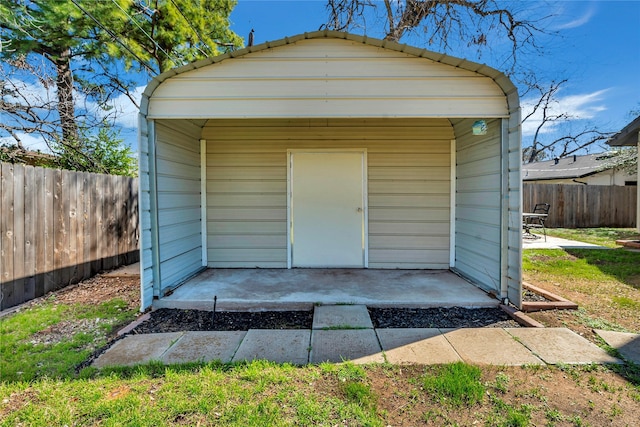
[552,3,596,30]
[521,89,608,137]
[90,86,144,130]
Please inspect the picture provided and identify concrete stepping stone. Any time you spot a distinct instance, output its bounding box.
[310,329,384,364]
[313,305,373,329]
[377,328,461,364]
[92,332,184,368]
[506,328,621,365]
[162,331,246,364]
[594,330,640,364]
[441,328,544,366]
[232,329,311,365]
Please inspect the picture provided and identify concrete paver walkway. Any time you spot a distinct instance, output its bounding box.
[522,235,604,250]
[93,305,623,368]
[594,330,640,364]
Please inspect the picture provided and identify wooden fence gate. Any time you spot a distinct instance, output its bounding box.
[1,162,139,310]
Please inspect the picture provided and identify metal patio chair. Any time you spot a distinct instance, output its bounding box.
[523,203,550,241]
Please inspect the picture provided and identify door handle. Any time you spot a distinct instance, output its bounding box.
[356,207,363,213]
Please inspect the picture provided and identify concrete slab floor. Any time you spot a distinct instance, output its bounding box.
[594,330,640,364]
[154,269,498,311]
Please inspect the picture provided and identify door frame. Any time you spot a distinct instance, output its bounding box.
[287,149,368,269]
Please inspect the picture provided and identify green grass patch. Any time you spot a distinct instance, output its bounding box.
[0,298,137,382]
[523,248,640,287]
[613,296,640,310]
[422,362,485,407]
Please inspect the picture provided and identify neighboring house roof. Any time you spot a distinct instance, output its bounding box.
[522,153,619,181]
[607,115,640,147]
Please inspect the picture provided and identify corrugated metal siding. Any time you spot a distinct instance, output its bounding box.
[452,118,502,293]
[138,118,154,310]
[202,118,453,268]
[148,39,507,119]
[155,121,203,291]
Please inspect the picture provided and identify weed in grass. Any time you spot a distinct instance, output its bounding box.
[422,362,485,407]
[491,372,511,394]
[545,408,563,425]
[335,362,367,382]
[514,386,547,403]
[569,415,588,427]
[574,308,627,332]
[489,395,532,427]
[587,375,616,393]
[609,403,623,419]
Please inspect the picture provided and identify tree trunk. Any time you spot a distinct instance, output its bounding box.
[54,47,78,143]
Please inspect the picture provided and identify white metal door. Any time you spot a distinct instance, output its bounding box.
[290,151,365,267]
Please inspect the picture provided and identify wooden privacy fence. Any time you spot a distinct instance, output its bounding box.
[523,183,637,228]
[1,162,139,310]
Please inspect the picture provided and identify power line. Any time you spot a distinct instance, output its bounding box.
[168,0,212,57]
[110,0,181,68]
[69,0,157,74]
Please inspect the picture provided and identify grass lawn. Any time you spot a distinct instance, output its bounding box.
[524,228,640,339]
[1,232,639,426]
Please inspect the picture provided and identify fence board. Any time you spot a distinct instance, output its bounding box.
[68,171,79,284]
[0,162,139,310]
[44,168,55,294]
[1,164,15,307]
[34,167,45,297]
[523,183,637,228]
[23,166,36,302]
[12,165,25,306]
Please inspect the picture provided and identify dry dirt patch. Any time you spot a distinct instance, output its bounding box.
[369,365,639,426]
[53,274,140,310]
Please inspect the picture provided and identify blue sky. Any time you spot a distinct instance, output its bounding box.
[7,0,640,156]
[228,0,640,149]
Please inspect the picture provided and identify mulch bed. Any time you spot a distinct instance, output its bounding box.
[368,307,520,328]
[129,306,520,334]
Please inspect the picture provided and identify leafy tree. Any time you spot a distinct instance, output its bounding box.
[110,0,243,75]
[0,0,124,143]
[53,126,138,176]
[0,0,241,174]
